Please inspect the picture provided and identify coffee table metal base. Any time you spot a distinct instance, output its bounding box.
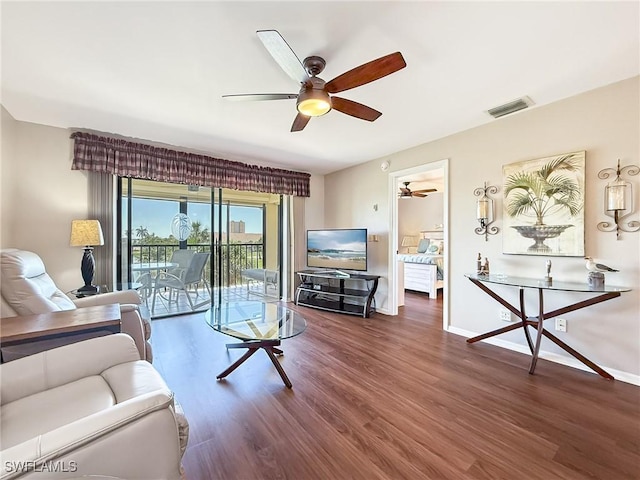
[217,339,292,388]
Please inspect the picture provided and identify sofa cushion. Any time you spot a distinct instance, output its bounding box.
[0,375,115,449]
[102,360,170,403]
[0,249,77,315]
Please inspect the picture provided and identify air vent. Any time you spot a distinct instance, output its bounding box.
[487,97,533,118]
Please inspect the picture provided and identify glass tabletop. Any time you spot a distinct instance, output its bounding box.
[205,301,307,341]
[131,262,177,271]
[465,273,630,293]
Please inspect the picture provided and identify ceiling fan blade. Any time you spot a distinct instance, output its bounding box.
[291,113,310,132]
[331,96,382,121]
[412,188,438,194]
[222,93,298,101]
[412,193,428,197]
[257,30,309,85]
[325,52,406,94]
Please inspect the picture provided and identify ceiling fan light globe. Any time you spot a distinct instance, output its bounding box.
[296,89,331,117]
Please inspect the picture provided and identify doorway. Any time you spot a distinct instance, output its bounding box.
[388,160,449,329]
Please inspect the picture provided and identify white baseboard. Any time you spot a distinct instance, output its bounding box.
[446,326,640,386]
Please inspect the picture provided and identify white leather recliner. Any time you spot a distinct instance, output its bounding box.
[0,334,188,479]
[0,249,152,362]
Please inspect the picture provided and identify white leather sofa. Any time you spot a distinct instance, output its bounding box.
[0,334,188,480]
[0,249,152,362]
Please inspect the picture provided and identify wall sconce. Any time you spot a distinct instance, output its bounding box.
[474,182,499,241]
[597,159,639,239]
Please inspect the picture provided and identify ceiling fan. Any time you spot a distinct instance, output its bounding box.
[223,30,406,132]
[399,182,437,199]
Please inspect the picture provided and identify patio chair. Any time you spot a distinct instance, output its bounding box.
[167,248,196,280]
[135,250,194,306]
[152,252,211,313]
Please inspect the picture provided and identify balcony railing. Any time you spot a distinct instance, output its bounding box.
[129,242,264,287]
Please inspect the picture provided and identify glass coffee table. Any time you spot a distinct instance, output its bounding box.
[205,301,307,388]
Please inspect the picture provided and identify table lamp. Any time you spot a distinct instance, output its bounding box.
[401,235,418,253]
[70,219,104,293]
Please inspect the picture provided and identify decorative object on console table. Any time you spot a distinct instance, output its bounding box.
[585,256,618,288]
[503,151,585,256]
[474,181,499,241]
[588,272,605,289]
[544,259,552,284]
[70,219,104,293]
[596,159,639,239]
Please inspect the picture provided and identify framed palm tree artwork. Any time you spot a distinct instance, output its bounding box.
[503,151,585,256]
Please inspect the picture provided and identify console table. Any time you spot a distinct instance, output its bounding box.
[465,273,630,379]
[295,270,380,318]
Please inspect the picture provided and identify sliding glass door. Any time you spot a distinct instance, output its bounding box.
[211,188,283,307]
[118,178,283,317]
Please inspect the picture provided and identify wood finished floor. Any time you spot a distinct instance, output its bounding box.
[151,292,640,480]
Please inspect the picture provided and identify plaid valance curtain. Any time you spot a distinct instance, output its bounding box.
[71,132,311,197]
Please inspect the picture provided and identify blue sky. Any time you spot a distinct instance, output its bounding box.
[129,198,263,237]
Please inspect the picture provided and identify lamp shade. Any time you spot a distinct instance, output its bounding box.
[401,236,418,247]
[70,220,104,247]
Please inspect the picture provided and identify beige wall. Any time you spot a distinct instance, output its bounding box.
[0,110,90,291]
[1,107,17,248]
[399,192,444,245]
[325,76,640,379]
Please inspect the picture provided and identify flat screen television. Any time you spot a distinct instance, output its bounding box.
[307,228,368,272]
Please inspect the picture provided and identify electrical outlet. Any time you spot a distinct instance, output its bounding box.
[499,309,512,322]
[555,318,567,332]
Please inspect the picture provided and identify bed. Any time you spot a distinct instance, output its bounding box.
[397,236,444,299]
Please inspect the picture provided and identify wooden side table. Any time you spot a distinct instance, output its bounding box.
[0,304,121,362]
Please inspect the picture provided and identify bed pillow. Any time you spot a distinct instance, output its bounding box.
[427,243,439,254]
[416,238,430,253]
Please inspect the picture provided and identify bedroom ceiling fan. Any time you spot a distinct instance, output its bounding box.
[222,30,407,132]
[399,182,437,199]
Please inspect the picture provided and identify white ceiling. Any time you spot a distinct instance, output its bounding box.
[2,2,638,176]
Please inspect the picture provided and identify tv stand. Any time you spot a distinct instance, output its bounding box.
[295,270,380,318]
[331,270,351,278]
